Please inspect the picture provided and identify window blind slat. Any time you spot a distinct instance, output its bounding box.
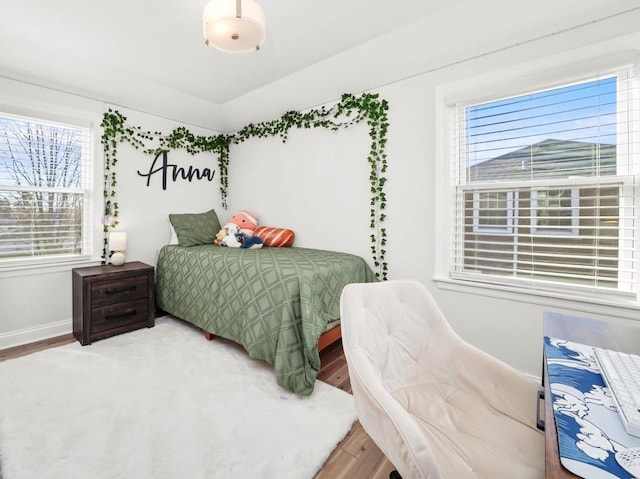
[0,112,91,261]
[451,69,638,294]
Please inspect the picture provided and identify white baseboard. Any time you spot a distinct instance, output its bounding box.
[0,319,72,350]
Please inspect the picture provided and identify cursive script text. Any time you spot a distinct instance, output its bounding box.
[137,151,215,190]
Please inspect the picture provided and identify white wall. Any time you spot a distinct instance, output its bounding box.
[224,127,371,259]
[0,84,221,348]
[107,108,223,268]
[226,27,640,379]
[0,78,104,347]
[2,5,640,384]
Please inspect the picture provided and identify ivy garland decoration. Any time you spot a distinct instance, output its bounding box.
[100,92,389,279]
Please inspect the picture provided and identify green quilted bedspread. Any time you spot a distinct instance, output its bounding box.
[155,245,377,395]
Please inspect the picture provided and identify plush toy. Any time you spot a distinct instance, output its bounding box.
[239,235,263,249]
[221,224,263,249]
[214,221,244,246]
[213,227,228,245]
[220,225,243,247]
[229,210,259,237]
[215,222,238,246]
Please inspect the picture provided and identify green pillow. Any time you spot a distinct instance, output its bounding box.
[169,209,221,247]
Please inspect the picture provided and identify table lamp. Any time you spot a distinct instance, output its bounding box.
[108,231,127,266]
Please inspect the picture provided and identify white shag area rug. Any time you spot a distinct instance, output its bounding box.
[0,316,357,479]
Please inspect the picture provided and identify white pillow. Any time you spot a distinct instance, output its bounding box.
[169,220,179,245]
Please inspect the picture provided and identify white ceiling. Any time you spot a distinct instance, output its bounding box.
[2,0,640,131]
[0,0,456,104]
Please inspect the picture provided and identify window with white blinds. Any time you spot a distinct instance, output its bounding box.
[450,68,638,296]
[0,113,92,263]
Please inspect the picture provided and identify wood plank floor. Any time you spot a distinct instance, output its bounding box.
[315,339,396,479]
[0,327,395,478]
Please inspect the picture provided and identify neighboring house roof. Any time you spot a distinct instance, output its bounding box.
[469,139,616,182]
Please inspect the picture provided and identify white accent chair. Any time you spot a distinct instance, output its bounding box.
[340,280,544,479]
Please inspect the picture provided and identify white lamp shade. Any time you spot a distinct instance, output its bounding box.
[203,0,265,53]
[108,232,127,251]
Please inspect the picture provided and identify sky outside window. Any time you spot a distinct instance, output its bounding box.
[466,76,617,166]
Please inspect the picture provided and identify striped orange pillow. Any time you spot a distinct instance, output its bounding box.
[254,226,295,247]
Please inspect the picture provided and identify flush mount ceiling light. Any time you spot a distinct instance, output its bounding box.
[203,0,265,53]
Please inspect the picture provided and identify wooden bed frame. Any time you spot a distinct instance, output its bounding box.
[317,324,342,351]
[204,324,342,352]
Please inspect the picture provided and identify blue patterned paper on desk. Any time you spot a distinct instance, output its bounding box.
[545,337,640,479]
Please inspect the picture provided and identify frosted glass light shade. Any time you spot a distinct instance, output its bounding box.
[203,0,265,53]
[108,232,127,266]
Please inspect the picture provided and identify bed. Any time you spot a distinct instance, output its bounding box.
[155,243,376,395]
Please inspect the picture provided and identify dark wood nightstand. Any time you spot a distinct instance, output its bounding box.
[72,261,155,345]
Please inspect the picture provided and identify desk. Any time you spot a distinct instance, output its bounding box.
[543,312,640,479]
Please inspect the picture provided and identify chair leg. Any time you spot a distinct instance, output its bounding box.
[389,471,402,479]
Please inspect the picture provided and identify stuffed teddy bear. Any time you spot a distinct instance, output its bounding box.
[221,224,263,249]
[215,222,238,246]
[220,224,242,247]
[213,227,228,245]
[228,210,259,237]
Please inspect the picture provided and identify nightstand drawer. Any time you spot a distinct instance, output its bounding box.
[91,275,149,307]
[91,298,150,334]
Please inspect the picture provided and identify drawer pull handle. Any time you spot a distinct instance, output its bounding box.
[105,309,137,321]
[105,286,137,295]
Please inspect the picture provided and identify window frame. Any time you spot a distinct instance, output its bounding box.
[472,190,516,234]
[531,188,579,236]
[434,58,640,310]
[0,110,96,271]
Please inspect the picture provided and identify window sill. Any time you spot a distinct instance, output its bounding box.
[0,256,102,279]
[433,275,640,321]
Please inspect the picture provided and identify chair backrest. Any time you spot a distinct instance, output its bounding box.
[340,280,545,479]
[341,279,455,391]
[340,280,449,479]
